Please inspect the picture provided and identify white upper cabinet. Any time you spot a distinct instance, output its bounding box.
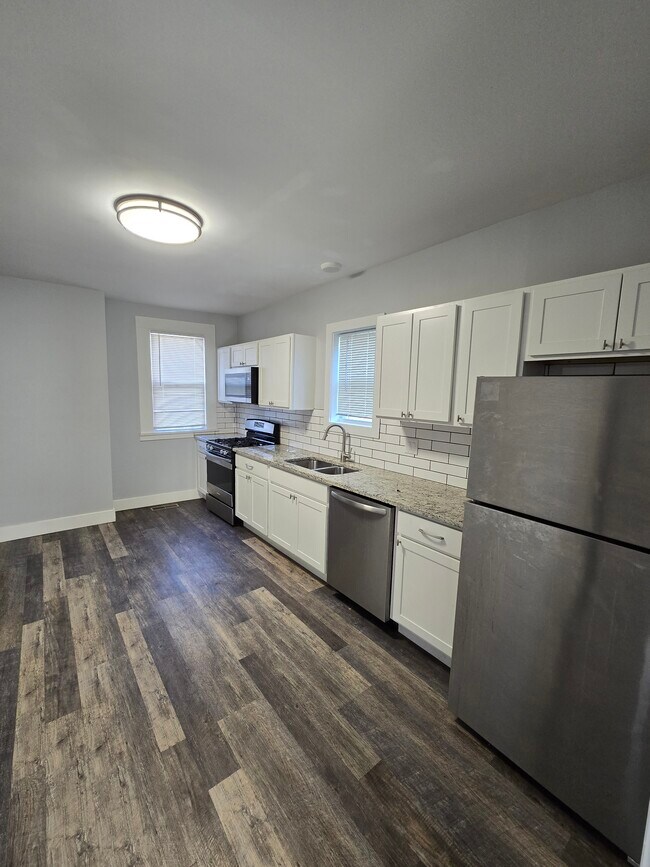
[375,313,412,418]
[258,333,316,410]
[408,304,458,423]
[453,290,524,426]
[376,304,458,422]
[525,271,622,358]
[616,264,650,353]
[217,345,231,403]
[230,341,259,367]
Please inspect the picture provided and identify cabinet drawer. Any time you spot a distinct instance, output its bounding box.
[269,467,328,504]
[397,511,462,560]
[235,454,269,481]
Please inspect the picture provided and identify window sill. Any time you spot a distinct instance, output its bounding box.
[140,430,211,442]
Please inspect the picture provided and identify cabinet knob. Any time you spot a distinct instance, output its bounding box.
[400,411,405,418]
[408,412,413,418]
[602,339,612,350]
[618,338,629,349]
[457,414,464,424]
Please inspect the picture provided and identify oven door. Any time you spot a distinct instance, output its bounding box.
[224,368,253,403]
[205,453,234,506]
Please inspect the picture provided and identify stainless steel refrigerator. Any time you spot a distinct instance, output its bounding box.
[448,375,650,863]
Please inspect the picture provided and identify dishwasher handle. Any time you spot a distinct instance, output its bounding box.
[330,489,388,516]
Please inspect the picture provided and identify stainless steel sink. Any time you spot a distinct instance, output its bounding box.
[286,457,337,470]
[314,465,360,475]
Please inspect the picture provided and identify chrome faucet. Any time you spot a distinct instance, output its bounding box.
[322,423,352,462]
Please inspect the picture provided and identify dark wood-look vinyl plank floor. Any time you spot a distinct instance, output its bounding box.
[0,498,626,866]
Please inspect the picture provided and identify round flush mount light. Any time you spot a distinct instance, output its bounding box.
[114,194,203,244]
[320,261,341,273]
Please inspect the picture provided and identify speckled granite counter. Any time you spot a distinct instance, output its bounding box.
[234,444,467,530]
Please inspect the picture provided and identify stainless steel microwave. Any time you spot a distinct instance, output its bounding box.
[224,366,259,403]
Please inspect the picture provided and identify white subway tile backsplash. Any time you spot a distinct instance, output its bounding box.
[414,468,448,484]
[233,405,472,487]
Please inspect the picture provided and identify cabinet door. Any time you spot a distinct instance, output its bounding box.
[525,272,621,357]
[408,304,458,422]
[258,336,292,408]
[295,496,328,574]
[375,313,412,418]
[392,536,459,659]
[235,470,252,523]
[243,342,259,366]
[616,264,650,352]
[250,476,268,536]
[258,339,276,407]
[231,346,244,367]
[268,483,297,551]
[217,346,231,403]
[453,290,523,426]
[271,335,292,408]
[196,452,207,497]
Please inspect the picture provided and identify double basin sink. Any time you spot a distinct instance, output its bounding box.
[286,457,359,475]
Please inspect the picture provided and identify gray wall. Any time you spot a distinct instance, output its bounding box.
[105,298,238,502]
[0,277,114,529]
[237,173,650,404]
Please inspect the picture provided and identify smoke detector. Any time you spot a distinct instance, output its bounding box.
[320,261,342,274]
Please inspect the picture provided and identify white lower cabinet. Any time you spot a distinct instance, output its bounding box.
[295,495,328,573]
[197,451,207,497]
[236,459,328,577]
[236,469,269,535]
[391,512,461,664]
[268,482,298,551]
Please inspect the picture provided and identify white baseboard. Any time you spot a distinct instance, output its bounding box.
[0,508,117,544]
[114,489,200,512]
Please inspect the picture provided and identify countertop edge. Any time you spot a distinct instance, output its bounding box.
[233,445,466,531]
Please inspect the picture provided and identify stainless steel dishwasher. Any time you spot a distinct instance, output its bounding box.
[327,488,395,621]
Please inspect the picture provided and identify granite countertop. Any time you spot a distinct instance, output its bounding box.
[234,444,467,530]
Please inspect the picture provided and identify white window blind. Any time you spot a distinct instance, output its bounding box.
[333,327,376,425]
[149,332,206,430]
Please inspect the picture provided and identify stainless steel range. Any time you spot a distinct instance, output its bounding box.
[198,418,280,525]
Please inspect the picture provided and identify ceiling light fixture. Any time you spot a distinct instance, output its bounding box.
[114,194,203,244]
[321,261,342,273]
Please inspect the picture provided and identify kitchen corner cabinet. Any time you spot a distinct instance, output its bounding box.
[217,346,232,403]
[230,341,259,367]
[258,333,316,410]
[453,289,524,426]
[376,303,458,422]
[391,512,462,665]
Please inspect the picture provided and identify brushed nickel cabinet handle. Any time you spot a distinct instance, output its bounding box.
[602,339,611,349]
[457,414,464,424]
[619,338,628,349]
[419,528,445,542]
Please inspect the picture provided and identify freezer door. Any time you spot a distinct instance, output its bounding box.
[467,376,650,549]
[449,503,650,862]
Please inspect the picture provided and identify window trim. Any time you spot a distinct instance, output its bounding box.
[135,316,217,439]
[324,315,379,439]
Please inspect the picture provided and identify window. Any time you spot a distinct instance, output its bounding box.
[325,316,379,437]
[136,317,217,438]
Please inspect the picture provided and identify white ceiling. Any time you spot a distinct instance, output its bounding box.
[1,0,649,315]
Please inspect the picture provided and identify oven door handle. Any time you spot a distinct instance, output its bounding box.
[205,453,232,470]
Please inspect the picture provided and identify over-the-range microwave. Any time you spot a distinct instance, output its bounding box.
[224,366,259,404]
